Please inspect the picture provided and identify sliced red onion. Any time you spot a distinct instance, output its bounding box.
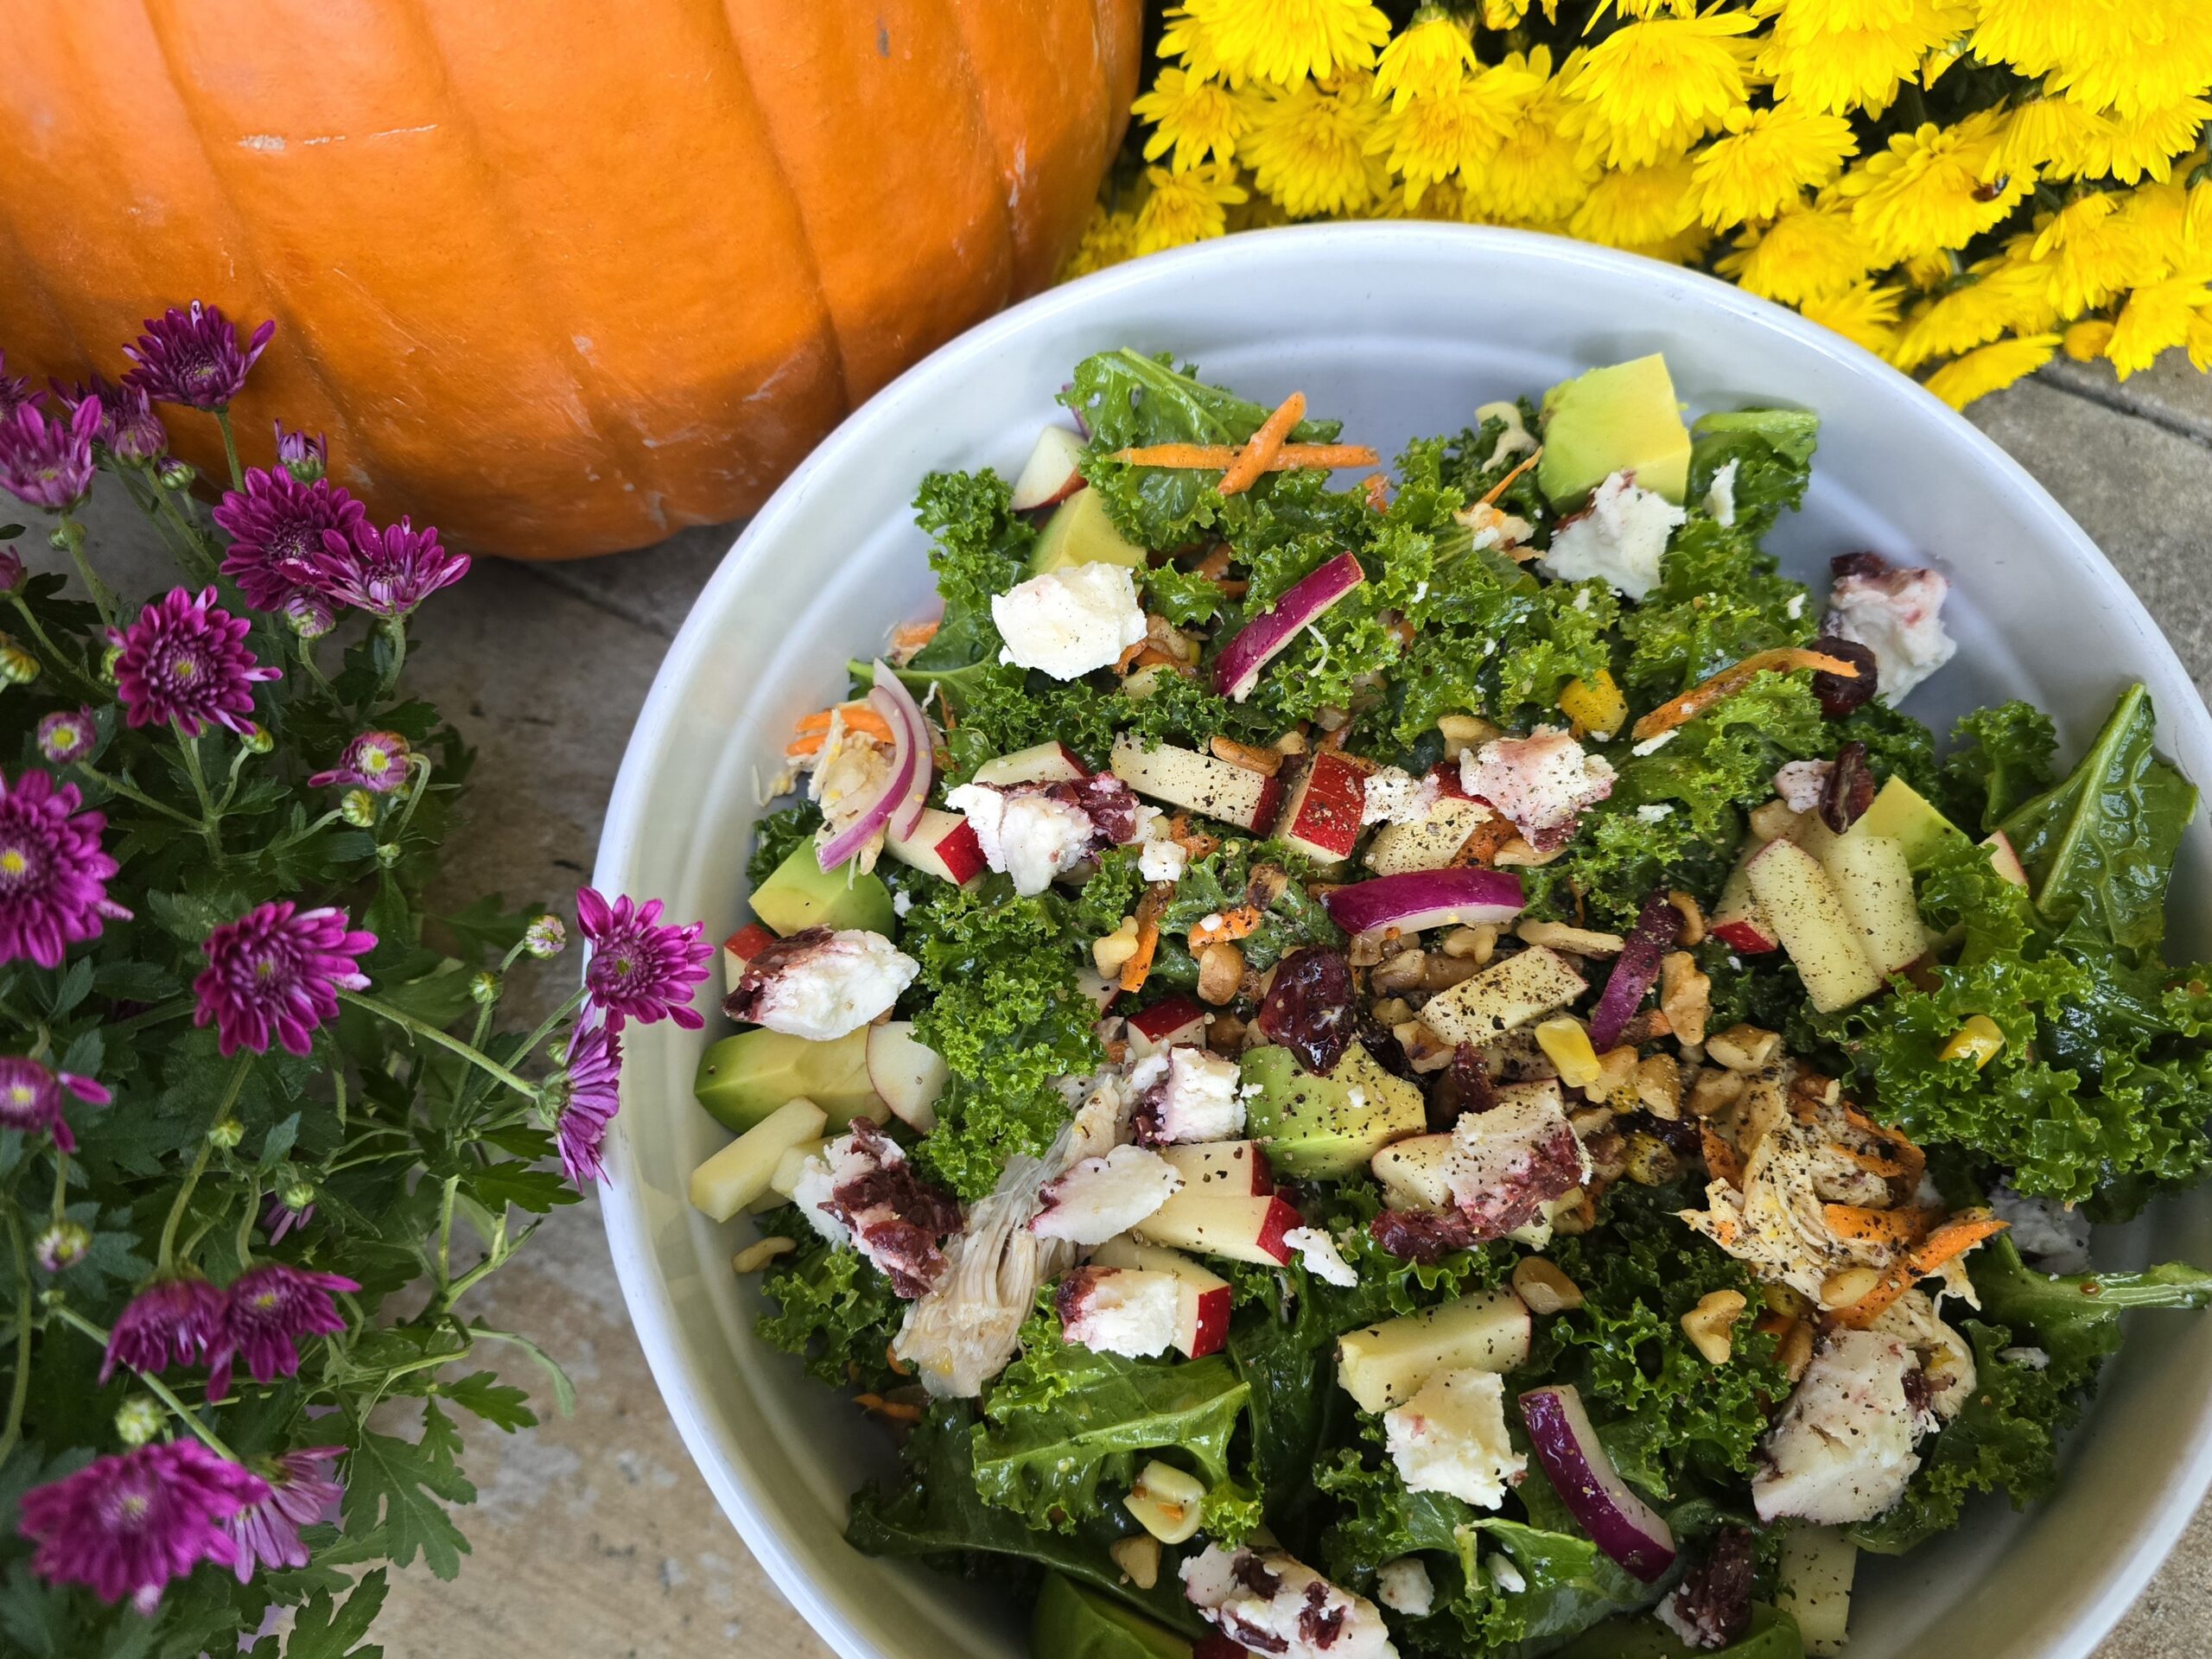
[867,660,932,840]
[1213,551,1366,702]
[1518,1383,1676,1583]
[816,667,926,871]
[1586,891,1681,1051]
[1319,868,1524,937]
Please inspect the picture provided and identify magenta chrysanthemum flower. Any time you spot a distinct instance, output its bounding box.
[108,587,281,738]
[193,901,375,1057]
[0,349,28,416]
[264,1189,315,1243]
[20,1440,268,1613]
[0,1056,109,1154]
[552,1021,623,1185]
[225,1446,343,1580]
[122,302,274,410]
[576,887,711,1033]
[102,1276,228,1382]
[307,730,410,793]
[0,767,127,969]
[208,1262,359,1398]
[314,517,469,617]
[211,467,367,613]
[282,591,335,640]
[273,423,326,483]
[0,549,22,592]
[35,707,96,766]
[54,374,168,464]
[0,396,100,512]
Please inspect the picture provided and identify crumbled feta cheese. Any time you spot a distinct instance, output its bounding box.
[1630,728,1676,757]
[1460,727,1616,841]
[1030,1145,1182,1245]
[1704,457,1739,527]
[1139,833,1188,883]
[1752,1329,1924,1525]
[892,888,913,918]
[1538,471,1687,601]
[1573,586,1592,613]
[1182,1544,1398,1659]
[945,783,1093,897]
[1383,1370,1525,1510]
[1056,1265,1181,1357]
[1785,592,1807,620]
[991,561,1147,680]
[1376,1559,1434,1618]
[1283,1226,1358,1287]
[1487,1554,1526,1594]
[1362,765,1433,827]
[1773,759,1833,814]
[1151,1046,1245,1143]
[1476,400,1537,472]
[788,1122,961,1296]
[1999,1345,2050,1370]
[1826,563,1956,702]
[1197,912,1224,935]
[731,928,918,1041]
[789,1153,849,1247]
[1442,1088,1591,1240]
[1989,1179,2092,1274]
[1636,803,1674,822]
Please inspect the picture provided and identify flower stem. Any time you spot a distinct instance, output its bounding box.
[173,727,222,855]
[296,632,332,690]
[70,761,203,830]
[50,1306,241,1459]
[376,613,409,702]
[5,594,101,698]
[157,1056,250,1273]
[116,462,219,585]
[516,985,592,1079]
[0,1212,35,1472]
[53,512,117,631]
[213,408,244,493]
[338,990,540,1100]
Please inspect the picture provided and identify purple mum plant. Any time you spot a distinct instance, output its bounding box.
[0,302,711,1648]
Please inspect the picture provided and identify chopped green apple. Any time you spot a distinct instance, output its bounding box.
[692,1027,885,1134]
[1743,837,1883,1013]
[1538,354,1692,506]
[1418,944,1588,1046]
[1820,832,1928,976]
[1841,776,1965,872]
[750,836,895,937]
[1028,485,1147,576]
[1241,1043,1426,1179]
[1777,1527,1857,1658]
[1336,1288,1533,1412]
[687,1097,828,1223]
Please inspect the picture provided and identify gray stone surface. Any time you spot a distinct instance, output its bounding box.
[44,355,2212,1657]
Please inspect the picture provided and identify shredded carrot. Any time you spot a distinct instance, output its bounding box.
[1116,639,1147,672]
[1821,1204,1937,1247]
[1478,445,1543,506]
[1701,1125,1745,1191]
[1361,473,1393,512]
[1169,814,1219,861]
[884,1343,912,1377]
[1844,1105,1928,1185]
[852,1392,923,1425]
[1828,1214,2009,1329]
[1193,546,1234,582]
[1630,647,1864,743]
[1835,1145,1914,1180]
[1450,815,1522,869]
[1188,906,1264,948]
[1112,442,1382,472]
[1119,889,1165,995]
[890,618,940,654]
[791,704,895,742]
[1752,1309,1798,1338]
[1218,391,1306,496]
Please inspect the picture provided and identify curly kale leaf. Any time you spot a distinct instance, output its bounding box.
[971,1316,1250,1533]
[1942,700,2058,832]
[753,1214,906,1392]
[910,467,1032,671]
[1143,563,1228,627]
[1685,407,1820,538]
[1064,350,1339,551]
[901,879,1103,1200]
[1440,403,1553,536]
[848,1402,1205,1634]
[1999,683,2196,956]
[745,800,823,891]
[1155,842,1343,976]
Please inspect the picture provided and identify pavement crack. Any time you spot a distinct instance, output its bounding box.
[512,562,677,639]
[2037,365,2212,450]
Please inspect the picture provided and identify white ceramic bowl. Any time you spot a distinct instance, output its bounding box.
[594,223,2212,1659]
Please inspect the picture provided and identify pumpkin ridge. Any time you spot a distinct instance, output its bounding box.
[919,0,1021,307]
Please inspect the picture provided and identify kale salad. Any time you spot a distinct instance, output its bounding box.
[685,347,2212,1659]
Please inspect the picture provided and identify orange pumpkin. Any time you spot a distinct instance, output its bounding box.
[0,0,1141,558]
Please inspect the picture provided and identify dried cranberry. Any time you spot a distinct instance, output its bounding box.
[1809,634,1878,719]
[1297,1581,1346,1649]
[1426,1043,1498,1131]
[1222,1616,1289,1656]
[1354,1008,1419,1086]
[1622,1106,1700,1159]
[1830,550,1891,582]
[1231,1554,1284,1598]
[1457,1121,1586,1240]
[1257,947,1355,1074]
[1370,1206,1481,1262]
[1820,740,1877,833]
[1664,1527,1756,1650]
[1902,1365,1934,1421]
[1072,774,1142,844]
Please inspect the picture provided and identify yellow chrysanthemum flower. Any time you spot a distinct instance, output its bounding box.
[1893,251,2063,368]
[2031,192,2171,314]
[2188,309,2212,373]
[1135,67,1250,173]
[1839,111,2034,264]
[1375,9,1478,110]
[2063,317,2116,360]
[1967,0,2073,83]
[1692,102,1859,228]
[1993,98,2113,182]
[1186,0,1391,88]
[1063,206,1141,279]
[2107,273,2212,377]
[1757,0,1974,119]
[1719,195,1880,303]
[1158,6,1230,82]
[1133,164,1251,255]
[2190,179,2212,250]
[1245,74,1390,218]
[2089,97,2212,187]
[1368,66,1539,207]
[1571,157,1700,249]
[1560,12,1760,170]
[1802,279,1907,355]
[1923,334,2061,408]
[1622,224,1719,266]
[1459,49,1599,225]
[2117,177,2193,261]
[1903,248,1961,290]
[2037,3,2212,121]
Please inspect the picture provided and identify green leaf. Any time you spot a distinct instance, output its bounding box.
[439,1370,538,1433]
[283,1570,389,1659]
[340,1411,475,1580]
[468,1325,579,1419]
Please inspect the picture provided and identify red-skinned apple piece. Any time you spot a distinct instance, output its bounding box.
[1127,994,1209,1058]
[972,741,1090,786]
[721,922,777,997]
[1275,750,1370,864]
[1708,856,1778,954]
[885,807,987,887]
[1134,1189,1300,1265]
[1109,735,1285,833]
[1983,829,2029,887]
[1092,1236,1233,1358]
[1157,1139,1276,1196]
[1008,426,1089,512]
[865,1022,949,1133]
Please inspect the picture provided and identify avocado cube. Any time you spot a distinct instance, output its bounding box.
[1537,353,1693,506]
[1028,486,1147,576]
[751,837,895,938]
[1241,1043,1427,1179]
[692,1028,884,1134]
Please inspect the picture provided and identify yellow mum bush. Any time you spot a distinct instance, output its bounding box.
[1077,0,2212,408]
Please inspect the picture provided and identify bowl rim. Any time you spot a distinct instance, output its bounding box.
[594,219,2212,1659]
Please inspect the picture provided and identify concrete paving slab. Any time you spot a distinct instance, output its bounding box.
[2042,348,2212,449]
